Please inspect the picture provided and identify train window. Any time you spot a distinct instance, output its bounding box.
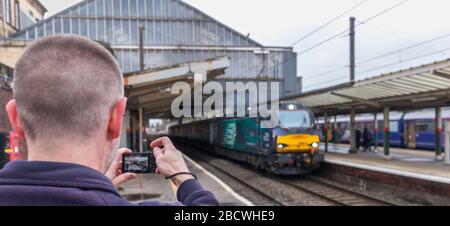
[416,121,435,132]
[376,121,398,132]
[389,121,398,132]
[378,122,384,131]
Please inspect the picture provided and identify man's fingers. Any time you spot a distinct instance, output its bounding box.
[112,173,137,188]
[150,137,164,148]
[114,148,132,162]
[153,147,164,159]
[105,158,121,178]
[150,137,174,149]
[106,148,132,178]
[150,137,165,148]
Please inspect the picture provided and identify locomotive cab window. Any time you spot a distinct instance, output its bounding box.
[279,111,312,129]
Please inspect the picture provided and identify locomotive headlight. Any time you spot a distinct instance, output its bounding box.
[311,142,319,148]
[278,144,287,149]
[288,104,295,111]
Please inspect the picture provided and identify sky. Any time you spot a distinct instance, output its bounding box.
[39,0,450,91]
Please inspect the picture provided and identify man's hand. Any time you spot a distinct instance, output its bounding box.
[105,148,137,188]
[150,137,194,187]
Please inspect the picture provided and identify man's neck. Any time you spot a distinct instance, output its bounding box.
[26,139,108,172]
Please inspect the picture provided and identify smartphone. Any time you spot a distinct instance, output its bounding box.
[122,152,156,174]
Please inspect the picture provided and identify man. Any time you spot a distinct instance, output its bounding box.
[0,35,219,206]
[355,128,362,152]
[362,127,372,152]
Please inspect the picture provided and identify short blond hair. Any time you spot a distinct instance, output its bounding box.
[13,35,124,140]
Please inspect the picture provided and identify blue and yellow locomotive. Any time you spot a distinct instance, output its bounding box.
[169,103,323,175]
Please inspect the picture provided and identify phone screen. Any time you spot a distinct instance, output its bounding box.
[122,152,156,174]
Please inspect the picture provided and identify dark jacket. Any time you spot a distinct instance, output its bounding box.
[363,129,371,141]
[0,161,219,206]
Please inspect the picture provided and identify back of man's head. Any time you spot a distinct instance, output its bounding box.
[13,35,124,141]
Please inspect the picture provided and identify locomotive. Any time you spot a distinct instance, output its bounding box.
[169,103,323,175]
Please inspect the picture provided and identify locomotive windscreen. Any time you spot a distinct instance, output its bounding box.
[279,110,314,129]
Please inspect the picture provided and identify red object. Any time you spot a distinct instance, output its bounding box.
[437,128,443,134]
[384,127,390,132]
[8,131,21,161]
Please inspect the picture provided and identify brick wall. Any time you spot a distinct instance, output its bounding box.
[0,87,12,133]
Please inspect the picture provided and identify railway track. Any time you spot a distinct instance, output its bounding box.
[179,141,397,206]
[190,154,286,206]
[273,176,396,206]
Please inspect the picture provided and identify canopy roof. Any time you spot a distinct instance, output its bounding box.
[285,59,450,116]
[125,56,230,118]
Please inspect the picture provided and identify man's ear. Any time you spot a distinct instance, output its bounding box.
[108,97,127,140]
[6,100,25,138]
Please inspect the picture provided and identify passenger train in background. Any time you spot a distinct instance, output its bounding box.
[318,108,450,150]
[169,103,324,175]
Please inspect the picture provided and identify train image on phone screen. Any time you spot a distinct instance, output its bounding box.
[124,156,149,172]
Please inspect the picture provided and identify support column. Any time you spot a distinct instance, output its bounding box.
[349,17,356,82]
[139,26,145,71]
[333,115,338,148]
[324,114,329,153]
[131,113,137,152]
[435,107,443,160]
[120,110,130,149]
[383,107,390,158]
[445,121,450,165]
[143,116,150,152]
[350,108,357,153]
[373,112,378,153]
[139,108,143,153]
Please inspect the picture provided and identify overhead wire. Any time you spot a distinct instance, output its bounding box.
[234,0,372,78]
[298,0,410,56]
[290,0,370,47]
[235,0,412,90]
[305,0,413,87]
[357,32,450,65]
[357,47,450,76]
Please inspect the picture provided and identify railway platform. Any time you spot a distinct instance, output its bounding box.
[320,144,450,184]
[119,154,252,206]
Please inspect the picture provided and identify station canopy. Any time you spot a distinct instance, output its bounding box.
[124,56,230,118]
[287,59,450,116]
